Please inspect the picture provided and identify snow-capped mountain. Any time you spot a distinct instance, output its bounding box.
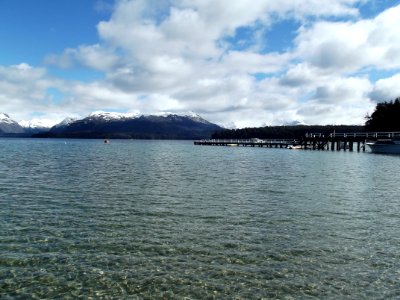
[180,112,213,125]
[83,111,210,123]
[43,111,223,139]
[19,119,56,129]
[282,120,306,126]
[52,117,78,129]
[87,111,139,121]
[220,122,238,129]
[19,119,58,134]
[0,113,14,124]
[0,113,25,134]
[149,111,207,120]
[0,111,223,139]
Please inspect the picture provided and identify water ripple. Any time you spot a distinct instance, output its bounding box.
[1,139,400,298]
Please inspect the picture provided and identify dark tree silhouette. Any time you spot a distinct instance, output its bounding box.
[365,98,400,131]
[212,125,364,139]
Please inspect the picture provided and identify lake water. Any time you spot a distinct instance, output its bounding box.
[1,138,400,299]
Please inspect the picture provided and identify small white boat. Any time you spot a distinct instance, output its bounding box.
[288,145,302,150]
[366,139,400,154]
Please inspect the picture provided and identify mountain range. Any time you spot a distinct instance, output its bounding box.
[0,113,26,136]
[0,112,223,139]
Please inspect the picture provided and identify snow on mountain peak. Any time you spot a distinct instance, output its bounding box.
[185,111,201,118]
[0,113,14,124]
[151,112,175,117]
[54,117,78,128]
[85,110,208,123]
[150,111,207,122]
[184,112,210,124]
[19,118,58,129]
[88,111,139,121]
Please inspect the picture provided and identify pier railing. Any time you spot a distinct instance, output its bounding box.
[196,139,298,143]
[194,139,299,148]
[306,132,400,139]
[195,131,400,152]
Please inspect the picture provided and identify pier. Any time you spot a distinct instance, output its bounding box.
[302,132,400,151]
[195,132,400,152]
[194,138,298,148]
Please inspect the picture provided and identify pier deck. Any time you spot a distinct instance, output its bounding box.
[194,139,299,148]
[195,132,400,152]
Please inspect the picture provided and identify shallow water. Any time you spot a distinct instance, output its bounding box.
[1,138,400,299]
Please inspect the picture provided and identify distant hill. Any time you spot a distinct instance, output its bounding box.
[35,112,223,140]
[0,113,25,136]
[1,110,373,140]
[19,119,56,134]
[212,125,365,140]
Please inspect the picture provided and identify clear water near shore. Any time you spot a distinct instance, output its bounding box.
[1,138,400,299]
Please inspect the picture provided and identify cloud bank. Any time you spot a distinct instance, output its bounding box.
[2,0,400,127]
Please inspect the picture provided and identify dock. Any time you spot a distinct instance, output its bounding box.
[194,138,298,148]
[194,132,400,152]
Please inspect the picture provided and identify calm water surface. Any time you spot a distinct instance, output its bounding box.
[1,139,400,299]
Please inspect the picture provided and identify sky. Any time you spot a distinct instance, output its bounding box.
[1,0,400,128]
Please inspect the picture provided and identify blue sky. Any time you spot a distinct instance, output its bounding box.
[0,1,104,64]
[1,0,400,127]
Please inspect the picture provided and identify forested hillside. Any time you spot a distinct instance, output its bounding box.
[212,125,364,139]
[365,98,400,131]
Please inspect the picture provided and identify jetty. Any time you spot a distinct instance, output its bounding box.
[194,132,400,152]
[194,138,298,148]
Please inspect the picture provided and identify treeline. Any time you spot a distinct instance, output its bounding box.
[212,125,364,139]
[365,98,400,131]
[213,97,400,139]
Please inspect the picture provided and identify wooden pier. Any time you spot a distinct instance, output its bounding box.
[302,132,400,151]
[194,138,298,148]
[195,132,400,152]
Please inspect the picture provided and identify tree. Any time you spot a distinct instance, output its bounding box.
[365,98,400,131]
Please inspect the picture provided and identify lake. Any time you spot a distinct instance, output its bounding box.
[1,138,400,298]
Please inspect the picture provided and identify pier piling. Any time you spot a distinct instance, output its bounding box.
[194,131,400,153]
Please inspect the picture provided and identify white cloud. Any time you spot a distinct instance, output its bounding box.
[280,63,321,87]
[312,77,372,104]
[3,0,400,127]
[293,74,375,125]
[268,0,360,18]
[45,44,120,71]
[90,0,377,126]
[370,73,400,102]
[221,51,290,75]
[97,0,362,63]
[0,64,55,120]
[295,5,400,72]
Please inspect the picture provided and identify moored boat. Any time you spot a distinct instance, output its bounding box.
[366,139,400,154]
